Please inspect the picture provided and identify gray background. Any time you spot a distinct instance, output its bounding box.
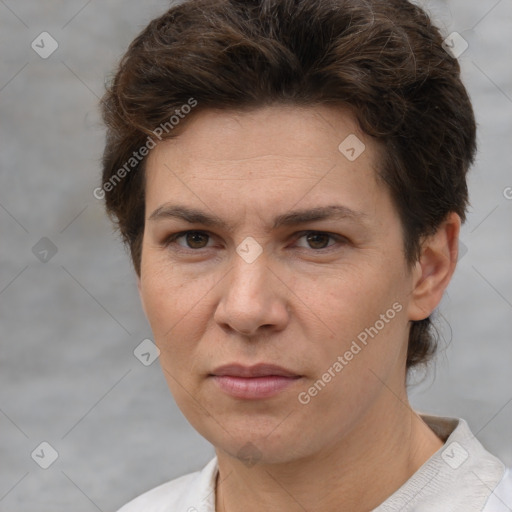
[0,1,510,511]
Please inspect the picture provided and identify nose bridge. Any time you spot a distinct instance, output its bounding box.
[214,246,288,336]
[228,247,271,305]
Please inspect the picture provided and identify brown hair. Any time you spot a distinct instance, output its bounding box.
[100,0,476,370]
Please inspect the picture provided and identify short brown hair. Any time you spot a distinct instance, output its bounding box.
[100,0,476,371]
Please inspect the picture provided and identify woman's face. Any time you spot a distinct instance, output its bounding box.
[139,105,420,465]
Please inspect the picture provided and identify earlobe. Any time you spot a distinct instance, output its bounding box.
[407,212,461,321]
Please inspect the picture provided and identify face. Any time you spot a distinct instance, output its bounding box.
[139,105,419,464]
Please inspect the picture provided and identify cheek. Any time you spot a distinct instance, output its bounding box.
[295,298,408,440]
[139,257,197,358]
[312,261,409,374]
[140,271,206,410]
[141,274,180,333]
[140,246,200,324]
[324,262,403,325]
[139,255,228,380]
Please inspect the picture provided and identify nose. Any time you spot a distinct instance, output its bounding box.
[213,250,290,337]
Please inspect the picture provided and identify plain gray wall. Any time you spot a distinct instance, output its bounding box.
[1,1,510,511]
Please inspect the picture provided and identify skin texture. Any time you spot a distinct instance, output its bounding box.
[139,105,460,511]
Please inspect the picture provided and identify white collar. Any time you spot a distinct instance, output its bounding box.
[118,414,508,511]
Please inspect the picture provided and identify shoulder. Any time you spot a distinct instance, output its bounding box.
[482,467,512,512]
[116,457,218,512]
[376,414,510,511]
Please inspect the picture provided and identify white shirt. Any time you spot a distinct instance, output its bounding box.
[117,414,512,511]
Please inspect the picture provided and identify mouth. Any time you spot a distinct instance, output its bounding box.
[209,363,302,400]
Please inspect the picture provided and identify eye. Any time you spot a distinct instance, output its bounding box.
[294,231,346,250]
[164,230,213,250]
[163,230,348,253]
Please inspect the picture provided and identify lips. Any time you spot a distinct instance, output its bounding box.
[211,363,299,378]
[210,363,301,399]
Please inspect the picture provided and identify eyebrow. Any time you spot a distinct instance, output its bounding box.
[148,204,366,231]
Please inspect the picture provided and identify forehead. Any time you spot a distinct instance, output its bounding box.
[143,105,389,227]
[149,105,370,167]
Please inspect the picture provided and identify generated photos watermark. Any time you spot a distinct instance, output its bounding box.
[93,97,198,200]
[298,301,403,405]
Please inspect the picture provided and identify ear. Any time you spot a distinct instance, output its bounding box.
[407,212,461,321]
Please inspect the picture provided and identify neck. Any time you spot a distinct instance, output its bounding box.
[215,390,444,512]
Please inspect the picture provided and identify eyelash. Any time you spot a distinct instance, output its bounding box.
[162,230,348,253]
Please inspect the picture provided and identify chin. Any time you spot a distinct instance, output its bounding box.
[199,417,321,467]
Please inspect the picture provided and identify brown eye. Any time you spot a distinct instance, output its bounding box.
[305,232,331,249]
[164,231,213,250]
[184,231,210,249]
[294,231,342,250]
